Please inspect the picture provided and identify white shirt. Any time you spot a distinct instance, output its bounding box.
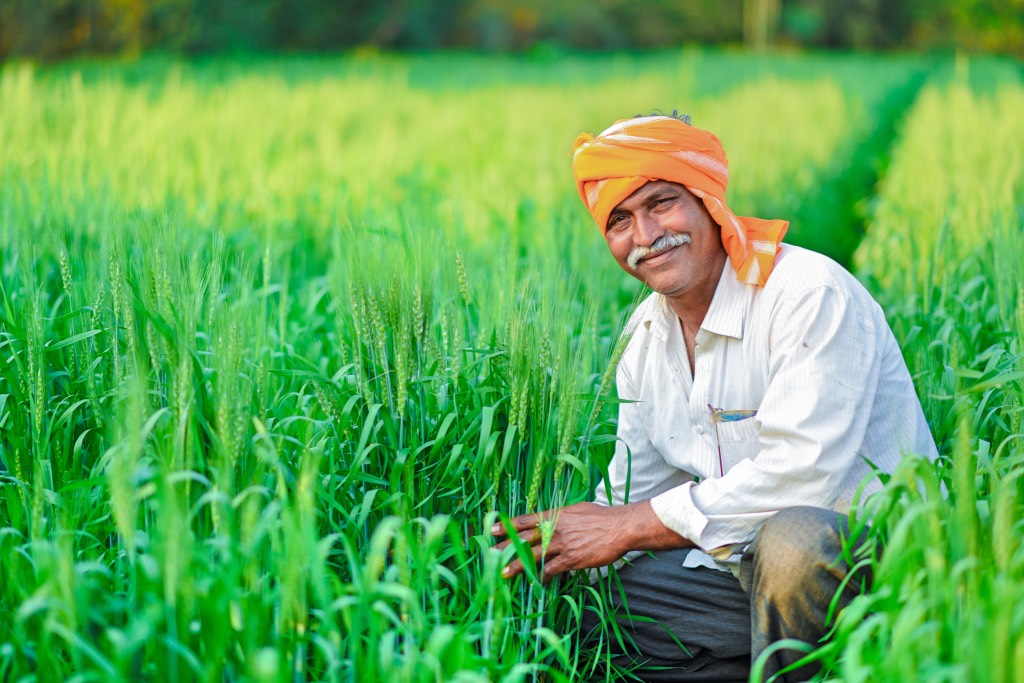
[597,245,937,571]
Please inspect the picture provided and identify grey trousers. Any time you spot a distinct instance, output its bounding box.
[581,506,871,682]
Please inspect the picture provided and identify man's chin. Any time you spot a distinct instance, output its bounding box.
[639,273,685,296]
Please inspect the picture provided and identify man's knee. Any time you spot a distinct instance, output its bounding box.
[744,506,854,594]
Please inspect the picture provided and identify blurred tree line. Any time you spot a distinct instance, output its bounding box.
[0,0,1021,60]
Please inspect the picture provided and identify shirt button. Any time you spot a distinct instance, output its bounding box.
[695,425,705,435]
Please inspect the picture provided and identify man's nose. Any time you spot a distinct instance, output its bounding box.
[633,211,664,247]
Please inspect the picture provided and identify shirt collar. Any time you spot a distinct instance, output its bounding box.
[641,295,672,341]
[700,261,750,340]
[640,261,750,341]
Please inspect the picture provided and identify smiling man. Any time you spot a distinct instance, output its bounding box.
[492,114,938,682]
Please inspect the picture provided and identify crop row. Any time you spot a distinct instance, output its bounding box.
[823,61,1024,682]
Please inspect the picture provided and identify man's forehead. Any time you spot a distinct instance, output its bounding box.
[612,180,687,212]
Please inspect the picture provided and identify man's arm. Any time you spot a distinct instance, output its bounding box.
[491,499,693,581]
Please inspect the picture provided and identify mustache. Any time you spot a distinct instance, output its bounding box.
[627,233,691,270]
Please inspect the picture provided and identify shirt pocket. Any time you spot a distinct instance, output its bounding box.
[714,416,760,472]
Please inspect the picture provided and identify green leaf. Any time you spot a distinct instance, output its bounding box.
[44,328,102,352]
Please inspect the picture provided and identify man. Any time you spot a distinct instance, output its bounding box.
[491,114,938,682]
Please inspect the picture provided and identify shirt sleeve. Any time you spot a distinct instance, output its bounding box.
[650,285,881,549]
[595,353,696,508]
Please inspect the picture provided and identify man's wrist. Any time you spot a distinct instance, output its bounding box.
[620,499,693,552]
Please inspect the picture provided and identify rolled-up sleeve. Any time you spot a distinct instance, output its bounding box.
[650,285,880,549]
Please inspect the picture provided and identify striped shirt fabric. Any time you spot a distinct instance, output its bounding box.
[596,244,938,572]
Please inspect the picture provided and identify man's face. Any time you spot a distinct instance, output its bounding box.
[604,180,727,299]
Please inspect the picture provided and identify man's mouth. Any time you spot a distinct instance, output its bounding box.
[640,245,679,266]
[627,234,691,270]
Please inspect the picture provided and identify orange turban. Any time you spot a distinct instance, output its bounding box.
[572,116,788,287]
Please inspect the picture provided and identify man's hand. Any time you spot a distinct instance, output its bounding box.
[491,500,693,581]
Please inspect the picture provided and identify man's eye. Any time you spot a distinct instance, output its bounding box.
[609,215,628,230]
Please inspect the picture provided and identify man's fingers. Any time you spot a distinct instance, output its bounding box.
[521,527,542,545]
[543,547,582,580]
[511,549,569,585]
[542,557,567,584]
[490,507,565,581]
[491,528,542,550]
[491,513,541,537]
[492,532,538,553]
[500,543,550,580]
[501,557,523,579]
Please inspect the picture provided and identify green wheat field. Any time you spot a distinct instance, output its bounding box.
[1,50,1023,682]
